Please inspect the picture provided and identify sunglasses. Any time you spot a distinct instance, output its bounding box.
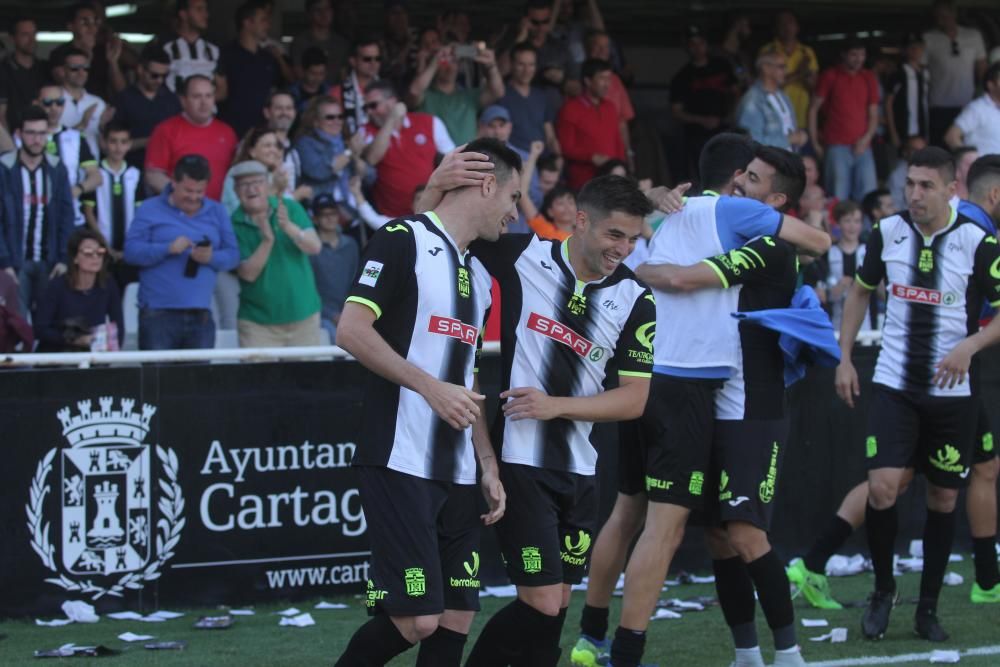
[360,55,382,63]
[530,18,548,26]
[148,71,167,80]
[79,248,107,258]
[323,113,346,121]
[68,64,90,72]
[362,101,380,111]
[41,97,66,107]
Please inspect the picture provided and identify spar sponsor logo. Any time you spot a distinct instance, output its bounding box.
[891,284,956,305]
[527,312,600,358]
[428,315,478,346]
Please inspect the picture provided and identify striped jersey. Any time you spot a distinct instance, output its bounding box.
[345,212,491,485]
[471,234,655,476]
[81,161,142,252]
[160,36,220,93]
[19,163,49,262]
[857,209,1000,397]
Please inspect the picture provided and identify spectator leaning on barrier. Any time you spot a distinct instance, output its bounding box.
[309,193,358,343]
[736,50,807,151]
[230,160,322,348]
[124,154,239,350]
[558,58,625,190]
[0,105,75,317]
[944,63,1000,157]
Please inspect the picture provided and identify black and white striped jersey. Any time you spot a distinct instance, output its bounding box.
[857,209,1000,397]
[160,36,220,94]
[472,234,655,476]
[345,213,492,485]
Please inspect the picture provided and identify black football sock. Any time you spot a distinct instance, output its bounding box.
[335,614,414,667]
[523,607,566,667]
[580,603,610,642]
[866,503,898,594]
[609,626,646,667]
[918,509,956,614]
[465,599,558,667]
[713,556,758,649]
[972,536,1000,590]
[746,550,796,651]
[416,626,467,667]
[804,515,854,574]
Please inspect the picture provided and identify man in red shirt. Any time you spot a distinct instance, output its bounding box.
[144,74,238,202]
[362,79,455,217]
[808,42,880,202]
[557,59,625,190]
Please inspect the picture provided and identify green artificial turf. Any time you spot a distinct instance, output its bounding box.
[1,556,998,665]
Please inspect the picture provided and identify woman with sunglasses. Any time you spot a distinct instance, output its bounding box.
[33,228,124,352]
[294,95,366,204]
[221,126,311,215]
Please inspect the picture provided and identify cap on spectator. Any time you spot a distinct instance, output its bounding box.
[313,193,339,214]
[479,105,511,125]
[902,31,924,47]
[230,160,268,180]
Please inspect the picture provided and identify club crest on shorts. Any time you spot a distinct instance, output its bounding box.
[26,397,184,600]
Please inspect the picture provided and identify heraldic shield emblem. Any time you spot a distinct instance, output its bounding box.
[26,397,184,599]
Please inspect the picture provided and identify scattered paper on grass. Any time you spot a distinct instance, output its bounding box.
[480,585,517,598]
[801,618,828,627]
[650,608,681,620]
[279,613,316,627]
[809,628,847,643]
[35,618,73,627]
[107,612,145,621]
[930,649,961,663]
[146,610,183,621]
[687,575,715,584]
[276,607,302,617]
[62,600,99,623]
[314,602,348,610]
[663,599,704,611]
[948,554,963,562]
[943,572,964,586]
[229,609,256,616]
[118,632,155,642]
[909,539,923,558]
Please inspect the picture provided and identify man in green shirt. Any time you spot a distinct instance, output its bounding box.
[231,160,324,347]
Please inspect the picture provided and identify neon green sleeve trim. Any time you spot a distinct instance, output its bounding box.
[990,299,1000,308]
[701,259,729,289]
[80,160,98,167]
[854,274,876,290]
[619,371,652,378]
[345,296,382,319]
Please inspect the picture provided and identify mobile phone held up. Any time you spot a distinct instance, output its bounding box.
[184,237,211,278]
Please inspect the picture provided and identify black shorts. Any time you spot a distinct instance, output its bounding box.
[495,463,597,586]
[617,419,646,496]
[864,384,976,489]
[641,374,722,507]
[972,400,997,465]
[357,466,481,616]
[704,418,790,531]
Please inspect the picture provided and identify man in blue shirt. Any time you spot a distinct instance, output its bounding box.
[124,154,239,350]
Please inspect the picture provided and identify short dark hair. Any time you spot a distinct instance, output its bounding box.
[595,159,628,178]
[19,105,48,129]
[754,145,806,210]
[176,0,200,18]
[967,154,1000,198]
[536,155,559,174]
[67,227,110,288]
[462,137,522,185]
[351,35,381,56]
[101,120,131,139]
[179,73,213,96]
[577,175,654,222]
[511,42,538,61]
[986,61,1000,85]
[861,188,890,219]
[9,15,35,35]
[266,89,295,107]
[909,146,956,183]
[173,153,211,182]
[68,2,97,23]
[541,185,575,221]
[305,0,330,11]
[366,79,398,100]
[583,28,609,51]
[699,133,757,191]
[301,46,328,69]
[581,58,612,81]
[62,47,90,67]
[842,39,867,53]
[140,43,170,67]
[235,0,269,32]
[832,199,862,222]
[953,145,978,162]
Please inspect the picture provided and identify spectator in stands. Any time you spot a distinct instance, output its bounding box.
[219,0,292,138]
[50,2,125,102]
[231,160,322,348]
[558,58,625,190]
[509,0,572,88]
[0,17,47,132]
[954,145,979,200]
[670,26,737,183]
[362,79,455,217]
[381,0,419,89]
[290,47,332,113]
[885,33,930,150]
[145,74,238,202]
[799,183,829,230]
[476,103,540,229]
[36,81,101,227]
[553,0,607,81]
[923,0,988,146]
[945,63,1000,156]
[59,48,107,159]
[309,192,358,342]
[348,174,423,235]
[0,106,74,316]
[861,187,895,230]
[408,44,505,145]
[160,0,224,98]
[809,41,880,202]
[291,0,348,85]
[332,36,382,135]
[584,29,635,170]
[526,184,576,241]
[496,43,561,155]
[296,96,365,204]
[719,14,753,92]
[225,126,315,216]
[803,153,820,188]
[0,265,32,352]
[536,153,561,198]
[825,199,877,332]
[34,227,123,352]
[736,50,807,150]
[262,91,303,190]
[124,154,239,350]
[82,122,142,288]
[111,44,181,170]
[888,134,928,210]
[759,10,818,130]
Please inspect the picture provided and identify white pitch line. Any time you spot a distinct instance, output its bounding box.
[808,645,1000,666]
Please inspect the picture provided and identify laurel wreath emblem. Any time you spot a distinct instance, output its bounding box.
[25,445,185,599]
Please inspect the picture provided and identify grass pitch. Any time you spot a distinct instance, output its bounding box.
[1,557,998,665]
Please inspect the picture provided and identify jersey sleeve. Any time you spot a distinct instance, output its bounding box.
[469,233,533,278]
[474,303,490,374]
[701,235,791,288]
[715,196,783,245]
[344,222,416,319]
[78,138,96,167]
[972,234,1000,308]
[614,289,656,378]
[855,223,885,290]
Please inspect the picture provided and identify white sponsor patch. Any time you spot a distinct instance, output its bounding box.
[359,260,384,287]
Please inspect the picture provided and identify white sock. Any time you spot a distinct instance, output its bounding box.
[733,646,765,667]
[771,645,807,667]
